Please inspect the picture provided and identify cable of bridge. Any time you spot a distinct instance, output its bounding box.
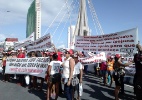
[55,0,79,46]
[43,0,69,36]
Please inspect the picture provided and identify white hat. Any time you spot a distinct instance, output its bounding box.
[110,56,114,58]
[21,47,25,50]
[11,50,16,53]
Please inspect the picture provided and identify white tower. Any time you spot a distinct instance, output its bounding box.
[35,0,41,40]
[68,25,75,49]
[74,0,89,36]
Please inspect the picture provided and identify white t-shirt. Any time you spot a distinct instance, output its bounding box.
[49,61,62,75]
[62,57,73,78]
[73,62,83,75]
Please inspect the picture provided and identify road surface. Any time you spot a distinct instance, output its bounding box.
[0,73,136,100]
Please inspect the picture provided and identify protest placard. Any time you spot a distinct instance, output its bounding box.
[79,52,106,65]
[14,32,35,50]
[5,57,50,78]
[75,28,138,62]
[27,33,51,52]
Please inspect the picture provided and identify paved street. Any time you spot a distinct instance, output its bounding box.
[0,73,136,100]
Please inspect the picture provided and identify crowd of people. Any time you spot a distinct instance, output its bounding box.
[1,45,84,100]
[0,44,142,100]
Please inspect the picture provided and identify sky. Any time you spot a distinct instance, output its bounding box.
[0,0,142,48]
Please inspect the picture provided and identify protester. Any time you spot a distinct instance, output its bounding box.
[120,56,125,94]
[37,51,44,90]
[133,52,142,100]
[29,51,37,89]
[106,56,114,87]
[72,53,83,100]
[100,60,107,85]
[47,53,62,100]
[82,52,88,74]
[2,51,8,82]
[11,50,17,80]
[62,50,75,100]
[17,48,26,86]
[113,54,133,100]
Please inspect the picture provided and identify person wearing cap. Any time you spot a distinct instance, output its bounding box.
[11,50,17,58]
[17,48,25,58]
[113,54,133,100]
[62,49,75,100]
[17,48,26,86]
[72,53,83,100]
[106,56,114,87]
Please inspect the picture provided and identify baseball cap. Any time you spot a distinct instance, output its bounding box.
[115,54,121,58]
[65,49,73,55]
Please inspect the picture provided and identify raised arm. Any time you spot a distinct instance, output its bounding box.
[118,58,133,67]
[52,43,58,54]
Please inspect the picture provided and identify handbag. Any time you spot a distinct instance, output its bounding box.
[71,76,79,86]
[115,67,125,76]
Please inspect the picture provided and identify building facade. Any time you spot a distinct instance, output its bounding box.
[26,0,41,40]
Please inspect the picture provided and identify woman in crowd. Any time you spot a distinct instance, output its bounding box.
[100,60,107,85]
[2,51,8,82]
[29,51,37,89]
[72,53,83,100]
[37,51,44,90]
[62,50,75,100]
[47,53,62,100]
[11,50,18,80]
[106,56,114,87]
[113,54,133,100]
[17,48,26,86]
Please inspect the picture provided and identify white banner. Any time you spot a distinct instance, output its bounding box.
[14,32,35,50]
[79,52,106,65]
[27,33,51,52]
[75,28,138,61]
[5,57,50,78]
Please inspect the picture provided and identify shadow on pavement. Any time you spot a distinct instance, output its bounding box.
[83,73,136,100]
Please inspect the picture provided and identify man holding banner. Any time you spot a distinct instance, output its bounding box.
[17,48,26,86]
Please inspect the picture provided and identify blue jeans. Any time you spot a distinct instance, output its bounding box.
[64,83,73,100]
[100,70,107,77]
[84,65,88,74]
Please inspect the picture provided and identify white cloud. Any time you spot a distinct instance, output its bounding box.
[0,34,6,41]
[0,0,78,42]
[0,33,17,41]
[0,0,77,26]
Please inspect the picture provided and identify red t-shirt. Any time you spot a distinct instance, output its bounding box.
[57,52,62,61]
[100,62,107,70]
[17,53,25,58]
